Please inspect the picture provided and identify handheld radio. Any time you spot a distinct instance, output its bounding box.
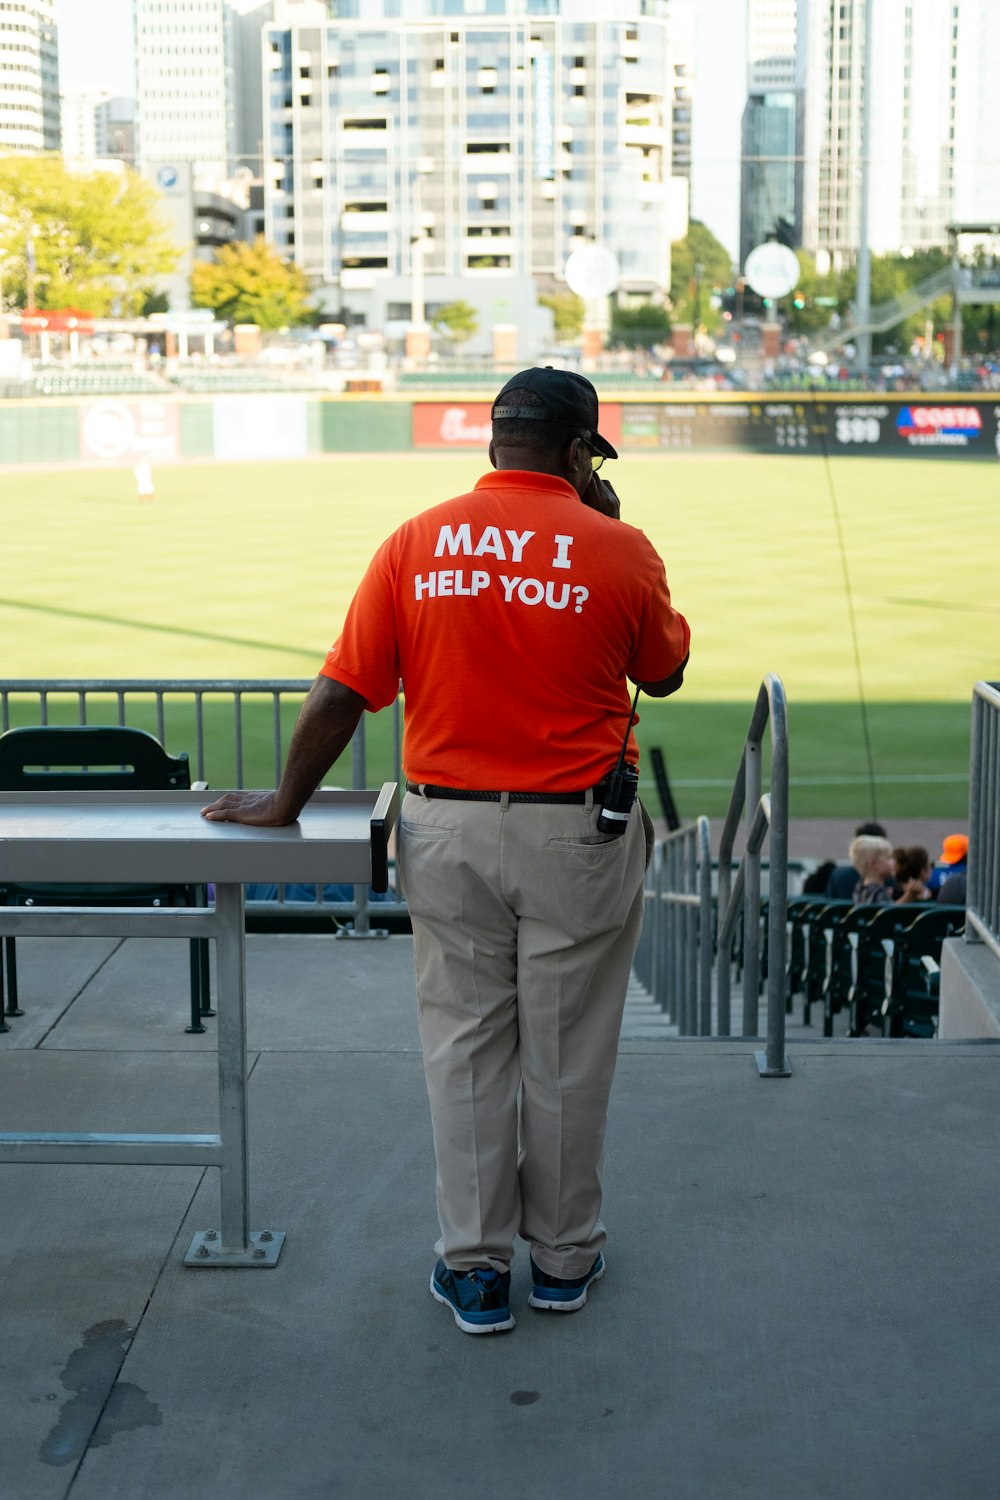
[597,684,642,836]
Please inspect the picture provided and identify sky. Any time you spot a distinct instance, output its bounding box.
[51,0,747,258]
[54,0,134,96]
[689,0,747,259]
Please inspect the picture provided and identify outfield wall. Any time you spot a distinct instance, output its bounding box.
[1,391,998,466]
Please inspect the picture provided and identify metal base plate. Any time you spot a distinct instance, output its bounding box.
[184,1229,286,1267]
[755,1050,792,1078]
[335,927,389,940]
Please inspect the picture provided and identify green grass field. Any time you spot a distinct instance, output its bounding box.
[2,452,994,818]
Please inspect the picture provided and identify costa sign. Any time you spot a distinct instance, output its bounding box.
[896,406,983,445]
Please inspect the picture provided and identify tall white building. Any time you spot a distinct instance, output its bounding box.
[953,2,1000,225]
[748,0,797,89]
[795,0,995,266]
[264,0,679,328]
[60,89,108,163]
[61,91,136,165]
[134,0,272,184]
[0,1,60,153]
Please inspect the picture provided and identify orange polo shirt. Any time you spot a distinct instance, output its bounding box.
[321,470,690,792]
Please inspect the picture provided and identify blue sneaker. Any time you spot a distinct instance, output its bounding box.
[528,1252,605,1312]
[430,1260,515,1334]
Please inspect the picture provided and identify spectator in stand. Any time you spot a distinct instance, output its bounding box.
[826,821,892,900]
[850,836,928,907]
[892,846,933,902]
[802,860,836,895]
[937,867,968,906]
[927,834,969,898]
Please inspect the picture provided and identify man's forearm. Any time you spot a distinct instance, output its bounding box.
[272,675,367,820]
[637,652,689,699]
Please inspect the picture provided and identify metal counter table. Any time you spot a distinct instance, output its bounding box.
[0,784,399,1268]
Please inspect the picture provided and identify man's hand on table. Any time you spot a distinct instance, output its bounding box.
[200,791,298,826]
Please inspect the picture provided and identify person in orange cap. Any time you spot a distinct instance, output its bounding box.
[927,833,969,896]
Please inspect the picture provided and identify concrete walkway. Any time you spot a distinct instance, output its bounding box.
[4,933,1000,1500]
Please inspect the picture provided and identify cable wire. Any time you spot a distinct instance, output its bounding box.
[815,398,879,819]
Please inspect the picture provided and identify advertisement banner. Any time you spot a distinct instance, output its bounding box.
[619,397,1000,460]
[213,395,309,461]
[413,403,494,448]
[79,399,180,463]
[824,399,999,459]
[413,401,623,453]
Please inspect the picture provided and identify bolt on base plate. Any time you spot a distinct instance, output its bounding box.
[184,1228,286,1267]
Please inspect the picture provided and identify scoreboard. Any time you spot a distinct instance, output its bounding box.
[617,397,1000,461]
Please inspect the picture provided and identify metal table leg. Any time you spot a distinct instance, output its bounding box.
[184,884,284,1268]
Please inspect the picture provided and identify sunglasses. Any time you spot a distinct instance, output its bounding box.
[579,436,606,471]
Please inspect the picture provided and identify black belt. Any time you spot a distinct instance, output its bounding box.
[405,780,607,805]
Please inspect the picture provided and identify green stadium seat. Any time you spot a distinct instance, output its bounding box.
[0,725,213,1036]
[876,905,966,1038]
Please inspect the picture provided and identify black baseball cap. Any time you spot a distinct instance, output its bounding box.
[491,366,618,460]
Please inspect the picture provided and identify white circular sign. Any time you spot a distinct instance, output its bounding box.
[82,401,136,461]
[565,245,620,299]
[744,242,800,300]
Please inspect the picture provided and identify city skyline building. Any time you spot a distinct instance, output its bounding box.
[0,1,60,154]
[133,0,272,184]
[666,0,695,187]
[263,0,684,338]
[952,2,1000,226]
[748,0,797,89]
[794,0,992,269]
[61,90,136,164]
[741,0,798,265]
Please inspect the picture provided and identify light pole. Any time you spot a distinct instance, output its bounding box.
[855,0,874,376]
[407,156,434,365]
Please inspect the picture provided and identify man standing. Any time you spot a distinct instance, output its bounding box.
[202,369,690,1335]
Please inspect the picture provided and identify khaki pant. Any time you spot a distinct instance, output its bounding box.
[398,790,646,1278]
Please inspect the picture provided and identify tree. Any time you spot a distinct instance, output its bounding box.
[431,299,478,346]
[783,250,842,334]
[191,237,315,329]
[838,248,951,352]
[609,302,671,349]
[670,219,733,330]
[0,154,179,314]
[538,290,585,342]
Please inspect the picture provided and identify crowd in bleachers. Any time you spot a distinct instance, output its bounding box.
[786,824,968,1040]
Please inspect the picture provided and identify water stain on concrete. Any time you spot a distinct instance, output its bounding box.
[510,1390,541,1406]
[39,1320,162,1467]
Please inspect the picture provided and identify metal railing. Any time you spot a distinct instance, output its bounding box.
[814,266,954,351]
[715,675,790,1077]
[634,817,713,1035]
[967,681,1000,962]
[0,680,405,928]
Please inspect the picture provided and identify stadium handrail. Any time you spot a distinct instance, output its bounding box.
[716,674,791,1077]
[967,681,1000,961]
[634,815,713,1036]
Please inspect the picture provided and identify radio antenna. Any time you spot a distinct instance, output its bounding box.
[613,684,643,774]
